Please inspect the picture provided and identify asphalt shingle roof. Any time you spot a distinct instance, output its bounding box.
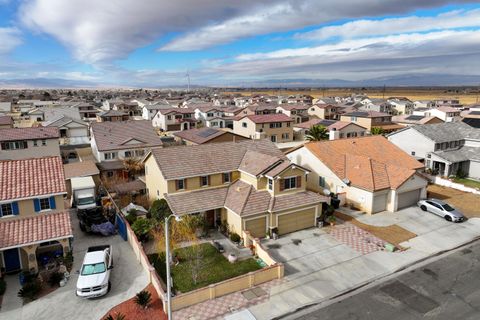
[411,122,480,143]
[0,127,59,142]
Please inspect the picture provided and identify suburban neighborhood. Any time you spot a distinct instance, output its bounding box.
[1,1,480,320]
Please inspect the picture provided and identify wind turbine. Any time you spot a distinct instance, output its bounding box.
[185,69,191,92]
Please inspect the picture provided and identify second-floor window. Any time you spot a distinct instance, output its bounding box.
[282,176,300,190]
[270,122,282,128]
[42,139,47,146]
[319,176,326,187]
[135,149,145,157]
[200,175,209,187]
[39,198,51,211]
[207,113,214,117]
[0,202,18,217]
[223,172,231,183]
[282,133,289,140]
[268,178,273,190]
[176,179,186,190]
[105,152,117,160]
[350,116,357,122]
[1,140,28,150]
[125,151,133,158]
[167,115,172,120]
[242,122,247,128]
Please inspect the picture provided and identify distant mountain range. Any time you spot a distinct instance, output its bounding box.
[1,73,479,89]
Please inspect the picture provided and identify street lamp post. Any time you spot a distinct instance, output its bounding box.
[165,214,181,320]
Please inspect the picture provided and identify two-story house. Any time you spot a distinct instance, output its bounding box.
[152,108,196,131]
[0,127,60,161]
[0,156,72,273]
[287,136,428,214]
[244,103,278,116]
[340,111,403,133]
[96,110,130,122]
[141,101,173,120]
[43,115,90,147]
[233,114,294,143]
[307,104,339,120]
[387,122,480,179]
[294,119,367,141]
[143,139,327,241]
[276,104,309,124]
[173,127,248,145]
[90,120,163,178]
[194,105,227,128]
[387,98,414,115]
[76,103,100,121]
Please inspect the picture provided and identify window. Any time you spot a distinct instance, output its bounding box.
[124,151,133,158]
[339,133,344,138]
[106,171,114,178]
[1,140,28,150]
[283,177,297,190]
[411,151,416,156]
[104,152,117,160]
[311,107,315,111]
[157,190,160,196]
[282,133,289,140]
[135,149,145,157]
[42,139,47,146]
[268,178,273,190]
[167,115,172,120]
[223,173,231,183]
[177,179,185,190]
[184,114,191,118]
[39,198,51,211]
[286,122,291,127]
[270,122,282,128]
[350,116,357,122]
[0,203,13,217]
[33,140,38,147]
[207,113,214,117]
[319,176,326,188]
[242,122,247,128]
[270,135,277,142]
[201,176,209,187]
[212,122,218,126]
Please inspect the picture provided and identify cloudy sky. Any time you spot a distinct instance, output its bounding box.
[1,0,480,87]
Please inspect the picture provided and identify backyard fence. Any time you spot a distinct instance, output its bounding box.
[427,175,480,195]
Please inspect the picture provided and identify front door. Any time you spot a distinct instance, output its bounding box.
[205,210,215,228]
[3,248,21,273]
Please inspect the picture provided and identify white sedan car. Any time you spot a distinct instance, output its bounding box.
[417,198,465,222]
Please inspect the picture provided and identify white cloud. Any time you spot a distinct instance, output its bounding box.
[297,9,480,41]
[0,27,22,54]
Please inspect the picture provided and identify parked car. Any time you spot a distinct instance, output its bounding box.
[76,245,113,298]
[417,199,465,222]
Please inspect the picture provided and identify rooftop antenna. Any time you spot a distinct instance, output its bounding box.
[185,69,191,93]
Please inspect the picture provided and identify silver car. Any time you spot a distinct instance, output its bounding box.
[417,198,465,222]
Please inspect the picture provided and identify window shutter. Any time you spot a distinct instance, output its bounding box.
[199,176,203,186]
[49,196,56,210]
[221,173,225,184]
[12,202,19,215]
[175,180,179,191]
[34,199,40,212]
[279,179,285,191]
[184,179,187,189]
[207,175,210,185]
[297,176,302,188]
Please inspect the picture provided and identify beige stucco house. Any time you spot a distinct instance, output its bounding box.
[0,127,61,161]
[0,156,72,273]
[233,114,294,143]
[143,140,327,240]
[287,136,428,214]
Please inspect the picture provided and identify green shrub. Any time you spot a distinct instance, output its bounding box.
[148,199,172,222]
[230,232,241,243]
[63,251,74,270]
[0,278,6,295]
[18,279,42,300]
[456,168,467,179]
[125,212,137,225]
[131,218,153,241]
[134,290,152,309]
[48,272,63,287]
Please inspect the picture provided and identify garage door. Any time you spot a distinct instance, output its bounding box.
[397,189,420,210]
[277,209,316,235]
[245,217,267,238]
[372,193,388,213]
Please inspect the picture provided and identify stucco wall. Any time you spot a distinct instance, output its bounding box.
[388,128,435,159]
[0,138,60,160]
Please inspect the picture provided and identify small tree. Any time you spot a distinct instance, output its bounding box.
[370,127,385,135]
[305,125,329,141]
[131,219,153,241]
[123,158,144,179]
[148,199,172,223]
[134,290,152,309]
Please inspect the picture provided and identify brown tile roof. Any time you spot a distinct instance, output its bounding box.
[98,110,128,117]
[239,150,282,176]
[343,111,390,118]
[0,211,73,249]
[63,160,100,180]
[0,156,66,201]
[91,120,163,151]
[294,118,336,129]
[327,121,366,131]
[0,127,59,142]
[270,191,328,212]
[173,127,225,144]
[158,108,195,115]
[242,114,293,124]
[246,103,277,111]
[263,161,292,178]
[165,186,229,215]
[149,139,285,180]
[304,136,424,191]
[0,115,13,125]
[277,104,308,111]
[112,180,146,194]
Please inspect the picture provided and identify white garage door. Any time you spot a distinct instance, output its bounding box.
[372,193,388,213]
[397,189,421,210]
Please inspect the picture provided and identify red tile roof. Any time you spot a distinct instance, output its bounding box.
[0,127,59,142]
[242,114,293,124]
[0,156,66,201]
[0,116,13,126]
[0,211,73,249]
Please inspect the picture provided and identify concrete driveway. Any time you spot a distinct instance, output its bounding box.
[243,206,480,320]
[0,210,149,320]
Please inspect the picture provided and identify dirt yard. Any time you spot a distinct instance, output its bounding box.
[427,185,480,218]
[334,211,416,248]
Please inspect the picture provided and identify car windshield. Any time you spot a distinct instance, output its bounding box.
[81,262,106,275]
[78,197,95,205]
[442,204,455,212]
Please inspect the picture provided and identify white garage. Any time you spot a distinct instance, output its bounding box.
[397,189,421,210]
[372,193,388,213]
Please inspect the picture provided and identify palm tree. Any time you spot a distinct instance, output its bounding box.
[305,125,329,141]
[123,157,144,179]
[370,127,385,135]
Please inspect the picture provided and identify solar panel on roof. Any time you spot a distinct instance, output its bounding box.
[197,128,219,138]
[405,115,424,120]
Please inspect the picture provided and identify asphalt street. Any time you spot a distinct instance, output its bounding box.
[293,241,480,320]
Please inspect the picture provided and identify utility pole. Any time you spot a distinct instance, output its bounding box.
[382,84,386,100]
[185,70,191,93]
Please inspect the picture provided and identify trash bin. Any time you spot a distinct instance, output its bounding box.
[331,198,340,209]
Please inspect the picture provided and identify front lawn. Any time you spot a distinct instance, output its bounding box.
[149,243,261,293]
[452,177,480,189]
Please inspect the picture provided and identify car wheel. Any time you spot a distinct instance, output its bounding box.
[108,281,111,292]
[420,205,427,211]
[445,215,452,222]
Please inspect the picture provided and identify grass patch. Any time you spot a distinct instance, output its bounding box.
[334,211,416,248]
[149,243,261,293]
[452,177,480,189]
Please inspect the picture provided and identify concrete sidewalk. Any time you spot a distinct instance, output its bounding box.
[238,207,480,320]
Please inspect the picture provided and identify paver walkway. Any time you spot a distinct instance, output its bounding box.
[328,222,385,255]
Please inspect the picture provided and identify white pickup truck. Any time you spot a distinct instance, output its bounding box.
[76,245,113,298]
